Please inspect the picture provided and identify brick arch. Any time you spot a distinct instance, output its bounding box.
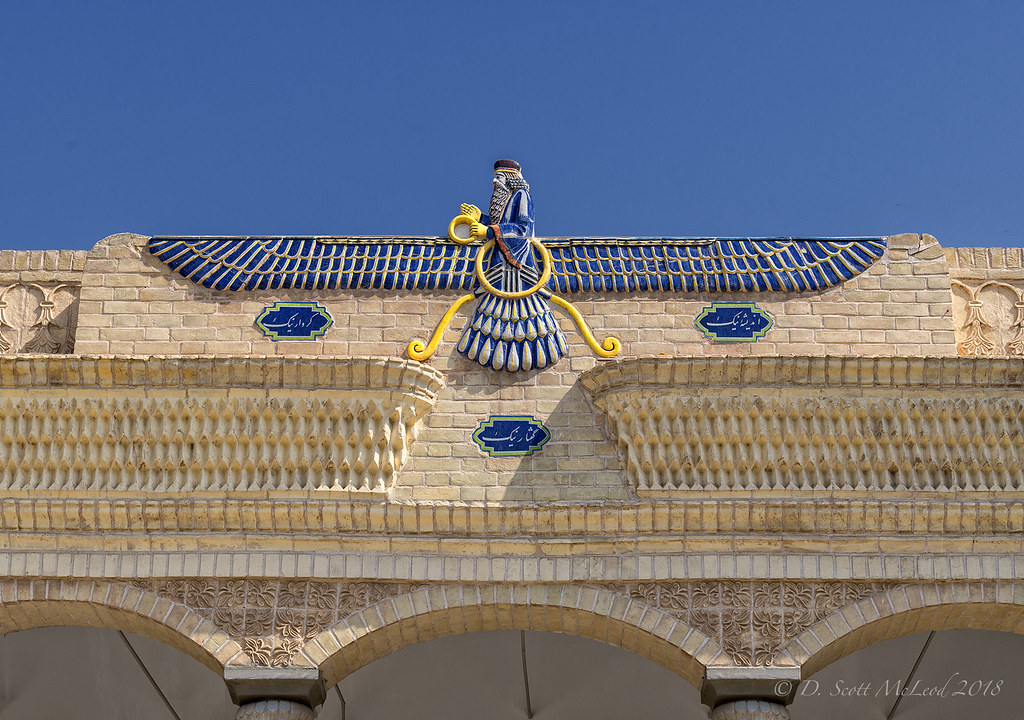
[783,581,1024,677]
[0,579,243,673]
[300,584,721,689]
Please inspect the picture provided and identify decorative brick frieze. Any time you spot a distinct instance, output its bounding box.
[7,578,1024,682]
[0,356,443,492]
[583,357,1024,493]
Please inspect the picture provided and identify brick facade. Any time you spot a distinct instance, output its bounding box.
[1,231,1022,714]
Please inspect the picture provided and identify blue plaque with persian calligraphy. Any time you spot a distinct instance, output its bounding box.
[695,303,773,342]
[256,302,333,341]
[473,416,551,457]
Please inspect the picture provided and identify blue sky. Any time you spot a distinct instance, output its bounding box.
[2,1,1022,250]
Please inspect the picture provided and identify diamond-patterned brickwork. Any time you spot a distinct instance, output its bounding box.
[0,357,443,492]
[583,357,1024,492]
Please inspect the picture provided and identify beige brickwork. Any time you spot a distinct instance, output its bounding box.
[75,233,954,359]
[0,231,1023,699]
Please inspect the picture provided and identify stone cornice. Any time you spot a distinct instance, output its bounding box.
[0,355,444,400]
[3,496,1024,537]
[580,356,1024,395]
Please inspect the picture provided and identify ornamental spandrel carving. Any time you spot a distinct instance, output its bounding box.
[138,579,420,667]
[0,283,78,354]
[617,581,892,667]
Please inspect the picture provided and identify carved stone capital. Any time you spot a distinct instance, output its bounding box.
[710,699,791,720]
[701,667,800,708]
[225,666,325,709]
[235,699,315,720]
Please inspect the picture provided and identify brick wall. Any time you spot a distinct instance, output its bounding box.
[52,231,958,500]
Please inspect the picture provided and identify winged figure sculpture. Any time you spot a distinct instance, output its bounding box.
[149,160,886,372]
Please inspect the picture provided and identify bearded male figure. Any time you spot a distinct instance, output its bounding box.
[455,159,568,372]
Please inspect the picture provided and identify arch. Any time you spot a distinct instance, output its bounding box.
[0,578,243,673]
[299,584,720,689]
[783,581,1024,677]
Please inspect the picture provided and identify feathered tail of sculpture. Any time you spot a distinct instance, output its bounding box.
[457,291,568,372]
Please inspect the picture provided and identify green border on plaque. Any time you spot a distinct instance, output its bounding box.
[695,302,773,343]
[255,301,333,341]
[472,415,551,457]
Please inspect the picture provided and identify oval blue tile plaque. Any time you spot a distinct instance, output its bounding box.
[256,302,333,341]
[472,415,551,457]
[695,303,773,342]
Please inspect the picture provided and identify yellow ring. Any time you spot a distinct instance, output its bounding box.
[474,238,552,299]
[448,214,476,244]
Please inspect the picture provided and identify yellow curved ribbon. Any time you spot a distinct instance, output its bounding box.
[474,239,552,299]
[407,293,476,361]
[548,294,621,358]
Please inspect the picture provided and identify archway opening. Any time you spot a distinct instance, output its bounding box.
[790,629,1024,719]
[0,626,235,719]
[319,630,704,720]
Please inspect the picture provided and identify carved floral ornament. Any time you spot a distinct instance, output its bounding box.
[617,581,892,667]
[951,279,1024,356]
[0,283,78,354]
[130,579,891,669]
[133,579,423,667]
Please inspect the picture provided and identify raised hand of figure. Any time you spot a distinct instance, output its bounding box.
[460,204,482,222]
[470,221,489,239]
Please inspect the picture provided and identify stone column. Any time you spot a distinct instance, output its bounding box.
[235,699,316,720]
[710,698,790,720]
[701,667,799,720]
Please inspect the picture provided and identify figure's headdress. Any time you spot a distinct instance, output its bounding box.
[494,159,522,174]
[489,159,529,220]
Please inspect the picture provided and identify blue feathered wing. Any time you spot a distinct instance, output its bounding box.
[149,235,885,370]
[148,235,886,294]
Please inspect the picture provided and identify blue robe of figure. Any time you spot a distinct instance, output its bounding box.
[457,188,568,372]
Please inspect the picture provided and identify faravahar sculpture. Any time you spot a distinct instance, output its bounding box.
[149,159,886,372]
